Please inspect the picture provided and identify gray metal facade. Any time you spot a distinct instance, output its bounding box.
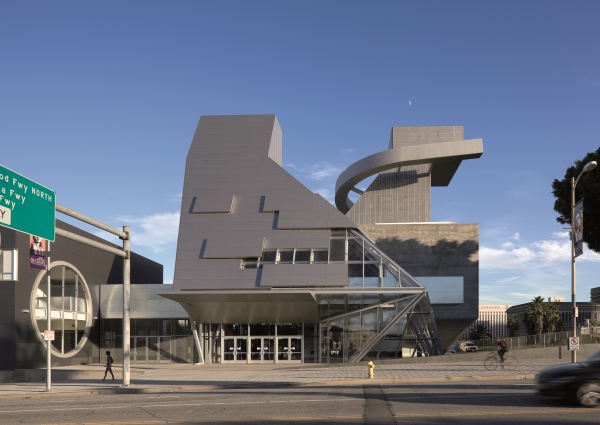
[166,115,444,363]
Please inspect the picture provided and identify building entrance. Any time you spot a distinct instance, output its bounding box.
[223,337,247,361]
[278,337,302,362]
[250,337,274,361]
[221,336,301,363]
[132,336,172,363]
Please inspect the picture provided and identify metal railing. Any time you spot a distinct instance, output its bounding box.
[471,330,600,351]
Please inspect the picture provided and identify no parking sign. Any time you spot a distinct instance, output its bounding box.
[568,337,579,351]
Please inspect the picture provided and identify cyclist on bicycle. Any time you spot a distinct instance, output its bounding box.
[496,338,508,362]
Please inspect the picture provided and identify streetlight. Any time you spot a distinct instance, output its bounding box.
[571,160,597,363]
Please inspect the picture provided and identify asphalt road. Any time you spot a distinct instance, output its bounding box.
[0,380,597,424]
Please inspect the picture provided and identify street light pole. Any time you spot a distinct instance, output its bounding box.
[571,160,597,363]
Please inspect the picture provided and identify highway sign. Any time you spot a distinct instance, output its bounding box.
[0,165,55,241]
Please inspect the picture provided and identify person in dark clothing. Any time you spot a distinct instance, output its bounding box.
[103,350,115,381]
[496,338,508,362]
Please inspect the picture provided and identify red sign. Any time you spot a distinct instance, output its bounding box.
[43,330,55,341]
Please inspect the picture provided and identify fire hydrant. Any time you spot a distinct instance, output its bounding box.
[367,361,375,378]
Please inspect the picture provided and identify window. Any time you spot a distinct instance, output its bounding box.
[294,249,311,263]
[262,249,277,263]
[312,249,328,263]
[241,258,260,269]
[329,239,346,262]
[29,262,92,358]
[277,249,294,264]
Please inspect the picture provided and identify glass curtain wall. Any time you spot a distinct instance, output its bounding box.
[100,318,194,364]
[318,229,443,363]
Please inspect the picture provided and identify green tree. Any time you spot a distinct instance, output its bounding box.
[542,302,562,333]
[507,315,521,337]
[552,148,600,253]
[525,296,545,335]
[524,296,564,335]
[468,323,492,341]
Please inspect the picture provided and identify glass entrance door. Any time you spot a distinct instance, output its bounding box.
[277,337,302,362]
[131,336,170,363]
[134,336,147,363]
[251,338,274,362]
[223,337,247,362]
[147,336,159,363]
[159,337,171,362]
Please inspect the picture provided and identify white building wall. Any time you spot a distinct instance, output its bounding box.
[463,305,511,339]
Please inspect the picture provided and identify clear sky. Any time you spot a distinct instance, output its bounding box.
[2,1,599,307]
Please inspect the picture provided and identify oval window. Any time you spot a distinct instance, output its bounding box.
[29,261,93,358]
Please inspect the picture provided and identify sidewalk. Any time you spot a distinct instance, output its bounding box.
[0,358,566,399]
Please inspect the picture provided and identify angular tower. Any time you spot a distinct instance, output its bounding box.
[163,115,444,363]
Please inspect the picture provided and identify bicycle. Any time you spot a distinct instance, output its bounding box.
[484,351,516,371]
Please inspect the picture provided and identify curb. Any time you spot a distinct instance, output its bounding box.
[0,373,539,399]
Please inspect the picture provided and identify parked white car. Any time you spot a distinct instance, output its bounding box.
[459,341,479,352]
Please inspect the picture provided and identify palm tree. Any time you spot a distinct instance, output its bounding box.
[525,296,546,335]
[468,323,492,341]
[543,302,561,333]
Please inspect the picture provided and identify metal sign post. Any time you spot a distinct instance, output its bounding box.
[45,241,51,391]
[122,226,131,386]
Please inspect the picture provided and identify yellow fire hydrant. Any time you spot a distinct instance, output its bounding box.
[367,361,375,378]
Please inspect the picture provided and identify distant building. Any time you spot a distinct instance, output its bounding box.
[507,301,600,333]
[592,287,600,304]
[463,305,510,339]
[548,296,564,303]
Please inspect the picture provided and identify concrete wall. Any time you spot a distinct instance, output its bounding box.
[359,223,479,349]
[375,342,600,365]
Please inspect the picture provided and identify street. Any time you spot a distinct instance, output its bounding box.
[0,380,597,424]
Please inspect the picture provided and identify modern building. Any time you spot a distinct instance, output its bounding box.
[334,126,483,348]
[507,301,600,334]
[1,114,484,372]
[463,305,511,339]
[547,296,564,302]
[592,287,600,304]
[160,115,483,363]
[0,219,194,373]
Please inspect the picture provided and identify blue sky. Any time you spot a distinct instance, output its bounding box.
[1,1,599,306]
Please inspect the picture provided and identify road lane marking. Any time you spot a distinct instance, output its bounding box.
[389,392,526,400]
[394,408,585,418]
[30,416,365,425]
[0,398,354,413]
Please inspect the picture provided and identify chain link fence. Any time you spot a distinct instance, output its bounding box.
[472,329,600,351]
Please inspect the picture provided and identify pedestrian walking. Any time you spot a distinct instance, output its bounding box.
[103,350,115,381]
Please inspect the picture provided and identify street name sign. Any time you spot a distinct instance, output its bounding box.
[0,165,56,241]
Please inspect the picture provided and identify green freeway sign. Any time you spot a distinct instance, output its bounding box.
[0,165,56,241]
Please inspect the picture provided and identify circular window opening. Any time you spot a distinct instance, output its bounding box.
[29,261,93,358]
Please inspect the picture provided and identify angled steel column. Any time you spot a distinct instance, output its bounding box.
[349,292,425,363]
